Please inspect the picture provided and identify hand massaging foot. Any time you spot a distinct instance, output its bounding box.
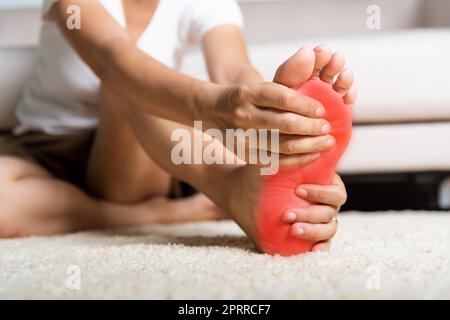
[256,78,352,256]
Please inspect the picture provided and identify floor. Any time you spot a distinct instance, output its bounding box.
[0,211,449,299]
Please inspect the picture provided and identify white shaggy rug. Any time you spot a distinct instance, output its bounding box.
[0,211,449,300]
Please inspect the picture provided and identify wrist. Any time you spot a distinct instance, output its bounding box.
[192,80,228,130]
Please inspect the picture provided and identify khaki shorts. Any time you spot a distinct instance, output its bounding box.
[0,130,197,197]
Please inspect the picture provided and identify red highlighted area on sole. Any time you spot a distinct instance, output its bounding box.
[257,79,353,256]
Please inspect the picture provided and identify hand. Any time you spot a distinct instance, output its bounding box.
[282,174,347,252]
[201,81,334,167]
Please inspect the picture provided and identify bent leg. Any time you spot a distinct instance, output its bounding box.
[84,46,353,255]
[86,85,172,203]
[0,156,223,238]
[0,156,113,237]
[123,108,260,243]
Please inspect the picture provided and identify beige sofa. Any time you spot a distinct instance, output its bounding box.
[1,0,450,207]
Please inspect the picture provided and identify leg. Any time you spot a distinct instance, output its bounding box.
[124,107,263,247]
[83,85,253,237]
[0,156,223,238]
[119,48,355,254]
[86,85,172,202]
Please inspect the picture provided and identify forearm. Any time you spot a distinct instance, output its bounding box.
[202,25,262,85]
[100,38,211,125]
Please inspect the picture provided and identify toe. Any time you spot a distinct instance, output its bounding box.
[320,52,345,83]
[273,46,315,88]
[312,45,332,78]
[290,222,337,241]
[282,210,297,222]
[282,206,336,224]
[333,68,353,97]
[343,84,357,108]
[312,240,332,252]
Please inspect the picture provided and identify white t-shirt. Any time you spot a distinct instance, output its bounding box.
[15,0,243,135]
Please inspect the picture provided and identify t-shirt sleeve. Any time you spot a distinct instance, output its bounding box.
[188,0,244,44]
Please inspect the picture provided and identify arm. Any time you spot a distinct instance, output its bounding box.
[201,25,262,84]
[50,0,207,125]
[201,25,335,167]
[50,0,328,161]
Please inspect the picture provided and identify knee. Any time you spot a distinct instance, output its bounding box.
[0,184,21,239]
[0,157,47,238]
[0,157,46,182]
[0,181,21,238]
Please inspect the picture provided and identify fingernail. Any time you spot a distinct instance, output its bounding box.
[326,137,335,147]
[284,211,297,222]
[295,225,305,236]
[322,123,331,134]
[316,107,325,117]
[297,188,308,197]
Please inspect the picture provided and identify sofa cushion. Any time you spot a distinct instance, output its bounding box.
[338,122,450,174]
[240,0,424,43]
[180,29,450,124]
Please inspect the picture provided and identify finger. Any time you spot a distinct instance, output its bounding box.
[226,134,325,167]
[277,134,335,154]
[343,85,357,108]
[246,107,330,136]
[244,150,320,169]
[277,152,322,169]
[248,133,335,154]
[282,205,337,224]
[312,240,332,252]
[291,221,338,241]
[333,68,353,97]
[312,45,332,78]
[296,184,347,207]
[273,46,315,87]
[320,52,345,83]
[251,82,325,118]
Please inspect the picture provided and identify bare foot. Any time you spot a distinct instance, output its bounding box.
[140,193,227,224]
[222,46,355,255]
[273,45,355,252]
[101,193,227,229]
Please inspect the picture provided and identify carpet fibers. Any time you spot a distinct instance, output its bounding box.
[0,211,449,299]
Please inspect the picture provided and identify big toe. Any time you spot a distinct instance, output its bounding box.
[273,46,315,87]
[312,45,333,78]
